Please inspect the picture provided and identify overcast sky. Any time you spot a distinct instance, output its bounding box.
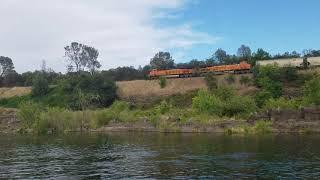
[0,0,219,73]
[2,0,320,73]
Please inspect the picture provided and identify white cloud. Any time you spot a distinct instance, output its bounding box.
[0,0,219,73]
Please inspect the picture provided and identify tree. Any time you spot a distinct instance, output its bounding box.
[64,42,87,73]
[214,48,228,64]
[251,48,271,65]
[64,42,101,74]
[32,74,49,97]
[83,45,101,75]
[150,52,174,70]
[237,45,251,60]
[0,56,15,77]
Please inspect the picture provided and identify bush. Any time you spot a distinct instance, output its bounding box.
[239,76,251,85]
[263,97,301,110]
[253,120,272,134]
[18,101,43,128]
[192,90,223,116]
[222,96,257,117]
[254,64,283,98]
[280,66,298,82]
[192,88,256,117]
[204,73,218,91]
[154,100,172,115]
[303,77,320,105]
[58,73,117,109]
[254,90,273,107]
[159,76,167,88]
[256,77,282,98]
[32,74,49,97]
[213,86,235,101]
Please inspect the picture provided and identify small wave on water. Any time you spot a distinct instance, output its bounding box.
[0,133,320,179]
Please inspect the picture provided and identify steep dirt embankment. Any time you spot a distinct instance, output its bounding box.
[250,107,320,132]
[116,74,256,103]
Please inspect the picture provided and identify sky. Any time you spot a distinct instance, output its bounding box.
[1,0,320,73]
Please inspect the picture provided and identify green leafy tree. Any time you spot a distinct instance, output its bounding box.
[214,48,228,64]
[150,52,174,70]
[251,48,271,65]
[0,56,15,77]
[32,74,49,97]
[64,42,86,73]
[237,45,251,61]
[83,45,101,74]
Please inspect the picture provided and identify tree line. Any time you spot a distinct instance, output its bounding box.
[1,43,320,88]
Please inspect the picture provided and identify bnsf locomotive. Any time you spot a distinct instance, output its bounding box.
[149,61,251,79]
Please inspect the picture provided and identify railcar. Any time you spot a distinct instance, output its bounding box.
[149,61,251,79]
[256,57,320,68]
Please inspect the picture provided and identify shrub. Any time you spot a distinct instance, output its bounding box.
[59,73,117,109]
[18,101,43,128]
[222,96,257,117]
[253,120,272,134]
[192,90,223,115]
[256,76,282,98]
[213,86,235,101]
[154,100,172,115]
[254,64,283,98]
[110,101,130,112]
[263,97,301,110]
[280,66,298,82]
[159,76,167,88]
[239,76,251,85]
[254,90,273,107]
[204,73,218,91]
[303,77,320,105]
[32,74,49,97]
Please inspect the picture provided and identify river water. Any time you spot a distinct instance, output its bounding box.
[0,133,320,179]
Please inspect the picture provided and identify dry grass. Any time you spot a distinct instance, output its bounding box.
[116,74,256,102]
[0,87,31,99]
[116,77,207,100]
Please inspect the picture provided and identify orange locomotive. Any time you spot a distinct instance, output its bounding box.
[149,61,251,79]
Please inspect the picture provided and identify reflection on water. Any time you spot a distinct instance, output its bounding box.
[0,133,320,179]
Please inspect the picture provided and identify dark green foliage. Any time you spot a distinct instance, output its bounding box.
[59,73,117,109]
[159,76,167,88]
[150,52,174,70]
[280,66,298,82]
[303,77,320,105]
[204,73,218,91]
[0,95,32,108]
[101,66,145,81]
[239,76,251,85]
[192,88,257,117]
[237,44,251,60]
[18,101,43,129]
[0,56,15,77]
[32,74,49,97]
[254,64,283,98]
[213,86,235,101]
[254,90,273,107]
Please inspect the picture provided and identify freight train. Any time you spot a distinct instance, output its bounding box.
[256,57,320,68]
[148,61,251,79]
[148,56,320,79]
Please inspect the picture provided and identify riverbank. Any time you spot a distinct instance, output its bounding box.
[1,106,320,134]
